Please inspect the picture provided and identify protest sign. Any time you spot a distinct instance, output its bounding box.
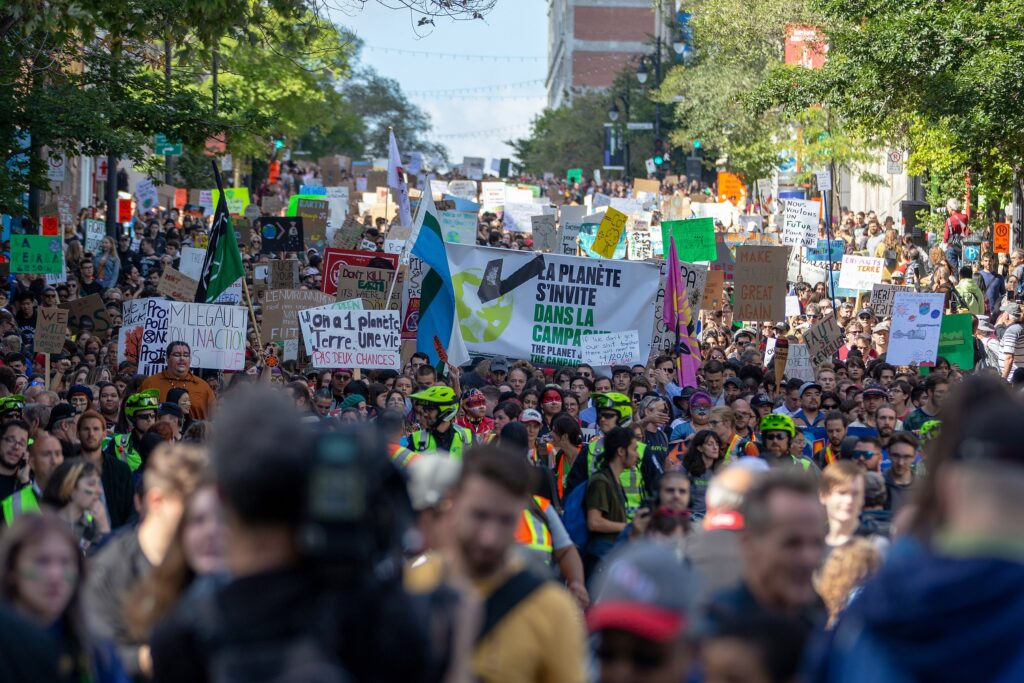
[837,255,884,291]
[262,289,335,342]
[59,293,114,339]
[448,243,658,366]
[870,283,915,318]
[332,214,364,250]
[888,292,945,366]
[935,313,974,370]
[785,295,802,317]
[447,180,477,202]
[566,168,583,183]
[651,261,706,351]
[580,222,626,259]
[178,246,206,279]
[269,259,300,290]
[295,198,329,250]
[559,205,585,256]
[782,198,819,247]
[258,216,304,253]
[662,218,715,262]
[627,228,652,261]
[805,316,845,365]
[334,264,402,310]
[806,239,844,262]
[135,179,159,213]
[156,267,199,302]
[503,202,546,232]
[383,225,412,259]
[785,343,815,381]
[581,330,642,366]
[702,269,725,309]
[592,207,628,259]
[531,214,558,253]
[137,300,248,374]
[298,307,401,369]
[733,246,789,321]
[11,235,62,274]
[321,248,398,295]
[717,172,746,205]
[481,182,506,210]
[35,307,68,355]
[84,219,105,252]
[41,216,58,236]
[440,211,478,244]
[634,178,660,196]
[211,187,250,215]
[711,236,736,281]
[677,261,709,311]
[118,299,149,364]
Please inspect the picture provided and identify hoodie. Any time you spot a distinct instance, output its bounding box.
[805,536,1024,683]
[955,277,986,315]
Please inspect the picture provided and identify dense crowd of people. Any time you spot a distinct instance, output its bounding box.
[0,166,1022,683]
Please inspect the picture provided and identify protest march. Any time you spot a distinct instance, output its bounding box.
[2,1,1023,682]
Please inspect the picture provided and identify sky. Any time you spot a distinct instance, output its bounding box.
[330,0,549,166]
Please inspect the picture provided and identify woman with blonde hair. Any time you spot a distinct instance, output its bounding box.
[874,227,901,277]
[41,459,111,554]
[816,537,881,627]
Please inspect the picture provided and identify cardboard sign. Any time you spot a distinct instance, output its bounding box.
[321,248,398,295]
[440,211,478,245]
[59,293,114,339]
[634,178,661,196]
[837,255,884,291]
[156,266,200,302]
[805,315,844,365]
[782,198,820,248]
[261,289,335,342]
[11,235,62,274]
[269,259,300,289]
[593,207,628,259]
[35,307,69,355]
[627,228,653,261]
[663,217,716,262]
[581,330,642,366]
[785,343,815,381]
[994,222,1011,254]
[531,214,558,252]
[84,219,105,252]
[733,245,789,321]
[295,198,329,251]
[298,307,401,369]
[870,283,915,318]
[258,216,304,253]
[334,263,402,310]
[888,292,945,366]
[702,269,725,309]
[333,214,364,250]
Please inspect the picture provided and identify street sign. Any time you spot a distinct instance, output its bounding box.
[626,122,655,130]
[154,133,182,156]
[886,149,903,175]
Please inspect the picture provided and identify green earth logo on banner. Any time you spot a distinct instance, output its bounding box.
[453,269,514,343]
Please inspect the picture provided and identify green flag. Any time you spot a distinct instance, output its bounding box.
[195,184,244,303]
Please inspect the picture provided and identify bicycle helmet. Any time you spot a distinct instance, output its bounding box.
[410,386,460,424]
[592,392,633,425]
[125,389,160,420]
[919,419,941,443]
[0,394,25,416]
[759,413,796,438]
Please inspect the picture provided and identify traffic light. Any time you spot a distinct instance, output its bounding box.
[273,137,285,150]
[693,139,701,150]
[653,138,666,167]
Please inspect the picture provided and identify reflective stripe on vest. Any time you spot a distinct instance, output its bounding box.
[110,433,141,472]
[515,496,553,557]
[388,444,419,468]
[410,426,472,460]
[1,488,40,526]
[585,437,647,520]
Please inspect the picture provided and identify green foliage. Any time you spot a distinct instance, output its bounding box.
[509,93,609,178]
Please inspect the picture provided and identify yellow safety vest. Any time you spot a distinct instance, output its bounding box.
[1,487,40,526]
[585,437,647,521]
[408,425,473,460]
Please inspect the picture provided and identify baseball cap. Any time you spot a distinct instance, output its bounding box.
[46,403,77,431]
[158,402,184,419]
[799,381,823,396]
[407,455,461,511]
[520,409,542,424]
[1005,303,1022,318]
[862,384,888,398]
[724,377,743,389]
[68,384,93,402]
[586,541,697,642]
[872,321,890,333]
[751,393,774,408]
[858,306,876,319]
[490,357,509,373]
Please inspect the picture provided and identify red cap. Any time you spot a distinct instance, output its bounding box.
[586,602,686,642]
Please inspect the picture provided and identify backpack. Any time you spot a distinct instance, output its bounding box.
[560,482,590,551]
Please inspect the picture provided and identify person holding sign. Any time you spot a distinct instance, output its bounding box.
[139,342,217,420]
[404,386,473,459]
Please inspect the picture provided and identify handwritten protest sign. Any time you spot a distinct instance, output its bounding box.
[35,307,68,355]
[11,235,62,274]
[627,228,653,261]
[888,292,945,365]
[838,255,884,291]
[593,207,628,259]
[559,205,585,256]
[785,343,815,381]
[334,264,402,310]
[663,218,715,262]
[118,299,149,364]
[295,198,329,251]
[870,283,915,318]
[806,239,844,262]
[702,269,725,309]
[634,178,661,196]
[733,246,789,321]
[84,219,105,252]
[677,261,708,311]
[156,266,199,302]
[298,307,401,369]
[782,198,819,247]
[531,214,558,252]
[59,294,114,339]
[137,300,248,374]
[261,289,335,342]
[440,211,478,244]
[321,249,398,295]
[269,260,300,290]
[258,216,304,253]
[805,315,845,365]
[581,330,642,366]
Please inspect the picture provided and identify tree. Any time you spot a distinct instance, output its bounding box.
[509,93,609,178]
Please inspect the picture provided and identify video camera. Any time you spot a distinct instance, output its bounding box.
[298,426,414,588]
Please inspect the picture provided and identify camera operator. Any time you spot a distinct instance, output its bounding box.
[150,386,434,683]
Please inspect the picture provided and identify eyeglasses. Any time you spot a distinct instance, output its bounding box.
[1,436,26,449]
[579,371,593,378]
[763,432,788,441]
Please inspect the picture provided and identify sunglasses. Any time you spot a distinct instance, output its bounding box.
[853,449,877,459]
[763,432,788,441]
[632,393,646,401]
[598,411,619,420]
[822,403,839,410]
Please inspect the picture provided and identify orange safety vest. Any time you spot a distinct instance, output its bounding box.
[514,496,553,556]
[389,443,420,468]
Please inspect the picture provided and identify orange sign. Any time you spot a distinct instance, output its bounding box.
[785,25,827,69]
[174,188,188,210]
[717,172,747,206]
[117,198,133,223]
[994,222,1011,254]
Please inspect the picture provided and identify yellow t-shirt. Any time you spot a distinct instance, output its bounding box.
[406,555,586,683]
